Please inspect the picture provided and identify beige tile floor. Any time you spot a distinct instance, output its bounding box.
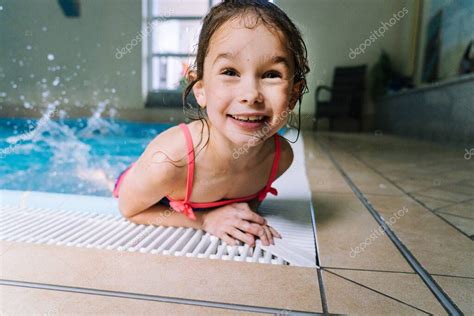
[306,131,473,315]
[1,130,473,315]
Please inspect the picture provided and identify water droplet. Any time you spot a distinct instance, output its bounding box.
[76,65,81,69]
[52,77,60,86]
[0,92,6,97]
[12,84,17,89]
[0,6,3,11]
[41,78,47,83]
[20,95,25,100]
[42,26,47,31]
[131,70,136,75]
[18,60,24,67]
[47,54,55,61]
[111,88,116,93]
[26,45,32,50]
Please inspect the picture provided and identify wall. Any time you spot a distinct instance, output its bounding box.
[0,0,143,112]
[375,74,474,147]
[0,0,420,125]
[275,0,418,130]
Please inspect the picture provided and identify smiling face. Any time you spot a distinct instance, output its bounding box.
[192,15,301,146]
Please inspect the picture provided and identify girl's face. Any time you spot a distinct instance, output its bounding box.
[193,15,301,146]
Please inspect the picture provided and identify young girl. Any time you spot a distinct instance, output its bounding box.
[114,0,309,247]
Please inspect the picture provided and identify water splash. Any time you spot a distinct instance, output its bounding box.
[2,99,125,196]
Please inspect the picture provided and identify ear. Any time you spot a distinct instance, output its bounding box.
[192,79,207,109]
[288,80,304,111]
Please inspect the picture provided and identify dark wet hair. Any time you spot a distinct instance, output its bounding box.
[164,0,310,167]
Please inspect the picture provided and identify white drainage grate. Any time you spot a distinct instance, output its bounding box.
[0,205,299,266]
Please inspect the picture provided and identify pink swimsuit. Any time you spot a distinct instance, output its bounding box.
[113,123,281,221]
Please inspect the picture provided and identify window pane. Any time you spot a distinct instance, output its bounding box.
[152,20,201,54]
[152,0,209,17]
[151,56,195,91]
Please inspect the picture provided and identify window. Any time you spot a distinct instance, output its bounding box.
[144,0,274,103]
[146,0,216,92]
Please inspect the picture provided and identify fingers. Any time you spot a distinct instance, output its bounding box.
[268,225,282,239]
[220,233,239,246]
[234,203,266,225]
[229,228,255,246]
[262,225,273,246]
[235,220,264,237]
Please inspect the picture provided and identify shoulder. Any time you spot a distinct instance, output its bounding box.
[275,134,294,179]
[134,124,189,192]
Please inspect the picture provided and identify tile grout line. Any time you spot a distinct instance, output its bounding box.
[436,210,474,221]
[323,266,474,279]
[339,142,473,241]
[310,200,328,315]
[323,269,432,315]
[318,139,463,316]
[0,279,322,315]
[432,196,474,212]
[304,132,329,315]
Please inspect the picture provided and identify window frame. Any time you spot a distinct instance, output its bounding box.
[146,0,213,94]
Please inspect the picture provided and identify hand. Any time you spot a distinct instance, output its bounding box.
[201,202,282,247]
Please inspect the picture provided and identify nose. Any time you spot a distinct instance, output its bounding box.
[239,77,263,105]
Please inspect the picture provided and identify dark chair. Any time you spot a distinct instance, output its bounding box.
[314,65,367,131]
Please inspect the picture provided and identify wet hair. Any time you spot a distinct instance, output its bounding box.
[161,0,310,167]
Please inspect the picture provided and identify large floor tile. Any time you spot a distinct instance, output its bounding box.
[414,187,473,204]
[436,199,474,218]
[433,275,474,315]
[436,212,474,237]
[306,168,353,194]
[0,240,322,313]
[323,269,445,315]
[322,269,445,315]
[0,285,264,315]
[312,193,412,272]
[363,194,474,278]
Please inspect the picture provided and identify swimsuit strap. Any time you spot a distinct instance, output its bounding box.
[179,123,195,203]
[168,123,197,220]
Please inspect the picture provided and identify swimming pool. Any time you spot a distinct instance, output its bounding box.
[0,117,173,197]
[1,117,288,197]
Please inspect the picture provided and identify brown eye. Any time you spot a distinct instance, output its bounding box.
[263,71,281,79]
[221,68,238,76]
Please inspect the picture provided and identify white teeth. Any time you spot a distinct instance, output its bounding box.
[231,115,264,121]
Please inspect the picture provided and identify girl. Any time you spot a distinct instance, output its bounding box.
[114,0,309,247]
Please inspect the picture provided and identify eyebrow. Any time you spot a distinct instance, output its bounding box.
[213,52,290,69]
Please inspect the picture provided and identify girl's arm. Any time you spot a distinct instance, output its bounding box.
[125,203,208,230]
[117,127,194,226]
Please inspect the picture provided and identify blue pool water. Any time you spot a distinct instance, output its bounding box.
[0,117,173,196]
[1,117,288,197]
